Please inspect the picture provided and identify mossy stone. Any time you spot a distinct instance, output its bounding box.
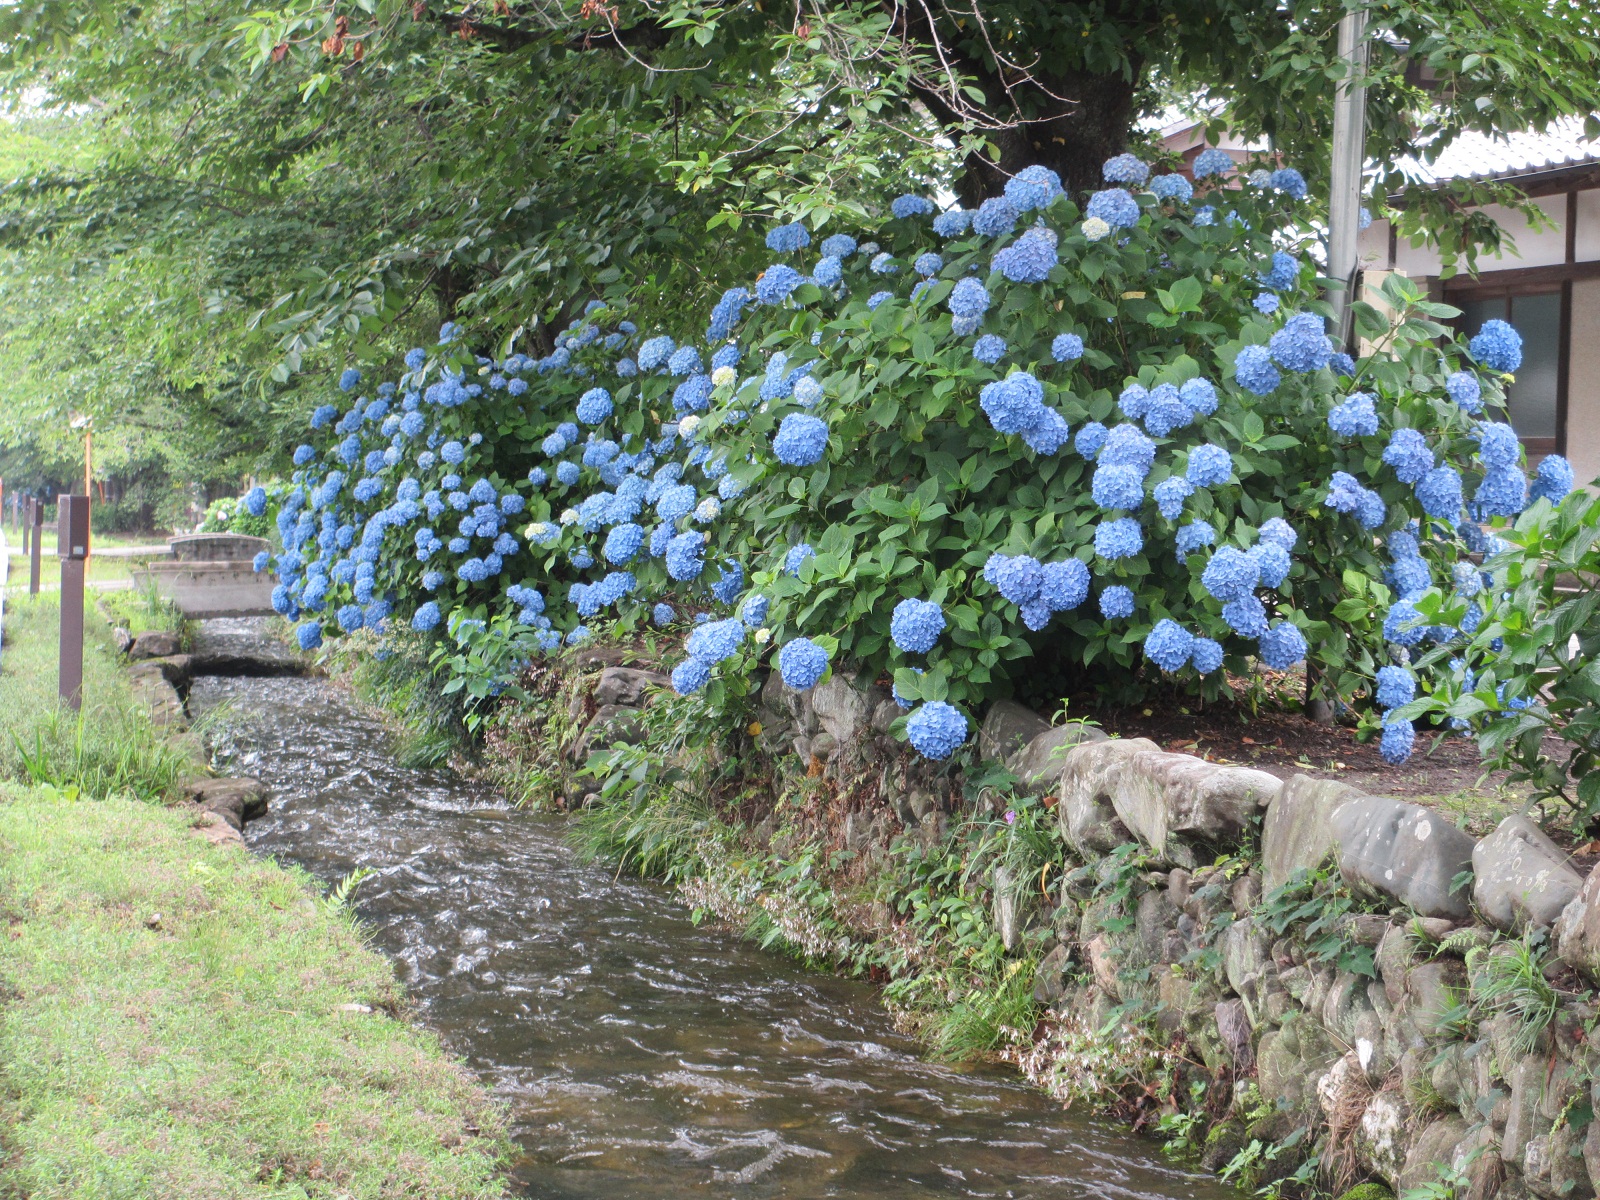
[1335,1184,1395,1200]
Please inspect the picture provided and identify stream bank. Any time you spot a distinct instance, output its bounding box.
[450,633,1600,1200]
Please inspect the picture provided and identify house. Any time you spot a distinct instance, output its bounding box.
[1158,114,1600,477]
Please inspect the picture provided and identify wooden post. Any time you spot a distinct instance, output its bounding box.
[57,495,90,711]
[29,501,43,596]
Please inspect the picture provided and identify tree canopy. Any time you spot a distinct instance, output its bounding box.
[0,0,1596,511]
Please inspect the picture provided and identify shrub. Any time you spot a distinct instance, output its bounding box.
[254,156,1567,759]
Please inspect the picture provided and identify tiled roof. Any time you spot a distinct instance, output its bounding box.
[1395,114,1600,184]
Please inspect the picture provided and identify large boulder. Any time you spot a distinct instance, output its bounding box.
[1331,796,1476,920]
[1473,815,1584,934]
[1397,1115,1470,1196]
[129,629,182,660]
[1261,774,1365,893]
[184,777,269,829]
[1556,863,1600,984]
[1112,749,1281,865]
[593,666,669,708]
[978,700,1051,762]
[1057,738,1154,856]
[1006,722,1107,794]
[808,672,885,762]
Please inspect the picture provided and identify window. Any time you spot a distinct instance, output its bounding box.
[1452,288,1566,455]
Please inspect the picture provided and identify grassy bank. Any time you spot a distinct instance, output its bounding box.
[0,592,507,1198]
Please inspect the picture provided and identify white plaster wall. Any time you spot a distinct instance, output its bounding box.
[1567,279,1600,487]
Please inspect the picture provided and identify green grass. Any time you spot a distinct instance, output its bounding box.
[0,594,194,801]
[0,588,508,1197]
[0,785,506,1199]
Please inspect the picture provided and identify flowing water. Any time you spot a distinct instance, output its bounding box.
[188,619,1227,1200]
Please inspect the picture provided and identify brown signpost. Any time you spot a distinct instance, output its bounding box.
[57,495,89,711]
[29,500,43,596]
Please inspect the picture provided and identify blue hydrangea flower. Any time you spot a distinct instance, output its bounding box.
[1476,422,1520,469]
[1038,559,1089,612]
[667,345,702,377]
[1102,154,1149,185]
[972,196,1019,237]
[671,658,712,695]
[948,277,990,319]
[1219,594,1264,638]
[1254,293,1280,315]
[1190,637,1223,674]
[410,601,441,631]
[1075,422,1108,460]
[242,486,268,517]
[1119,384,1150,421]
[979,373,1047,436]
[1328,392,1379,437]
[1186,444,1233,488]
[891,194,935,219]
[294,444,316,466]
[1469,319,1522,372]
[665,531,705,580]
[932,209,972,238]
[1234,345,1280,395]
[756,264,804,305]
[1416,466,1464,518]
[809,255,843,288]
[672,375,714,414]
[1375,665,1415,711]
[652,603,675,627]
[1380,718,1415,764]
[1085,188,1140,228]
[1383,428,1434,484]
[1142,383,1193,437]
[993,226,1058,283]
[1531,455,1574,505]
[766,222,811,253]
[1052,333,1084,363]
[404,348,426,371]
[1330,353,1356,376]
[1259,621,1307,669]
[913,252,943,278]
[972,335,1007,365]
[686,618,745,665]
[1004,164,1064,211]
[339,367,362,392]
[778,637,830,689]
[905,701,967,760]
[1154,477,1193,520]
[1176,521,1217,560]
[1100,424,1156,474]
[1256,543,1291,588]
[296,621,323,650]
[1445,371,1482,413]
[1258,251,1298,292]
[709,559,744,605]
[820,233,857,258]
[1268,168,1307,199]
[772,414,829,466]
[784,543,815,576]
[1022,409,1071,455]
[603,523,645,564]
[1268,312,1333,373]
[1474,465,1527,517]
[890,598,945,654]
[984,553,1042,606]
[1180,378,1218,416]
[1383,598,1427,646]
[1150,173,1193,202]
[1100,585,1135,619]
[1193,147,1234,178]
[1095,517,1143,560]
[1145,620,1193,671]
[1093,464,1145,512]
[1202,546,1261,602]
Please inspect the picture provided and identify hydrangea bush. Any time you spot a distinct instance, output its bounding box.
[256,156,1568,763]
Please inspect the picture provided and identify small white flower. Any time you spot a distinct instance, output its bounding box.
[1081,216,1111,242]
[754,628,772,644]
[468,432,483,445]
[559,508,578,526]
[679,414,702,437]
[711,366,736,387]
[693,497,721,523]
[1248,169,1272,188]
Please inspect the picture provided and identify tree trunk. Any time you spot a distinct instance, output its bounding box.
[948,68,1144,207]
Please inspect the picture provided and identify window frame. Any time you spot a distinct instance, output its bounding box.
[1442,279,1570,458]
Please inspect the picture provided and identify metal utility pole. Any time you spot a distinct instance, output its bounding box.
[1326,5,1370,349]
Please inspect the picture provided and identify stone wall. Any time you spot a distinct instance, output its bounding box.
[991,702,1600,1200]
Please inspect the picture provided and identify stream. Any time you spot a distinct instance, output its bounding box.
[188,619,1229,1200]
